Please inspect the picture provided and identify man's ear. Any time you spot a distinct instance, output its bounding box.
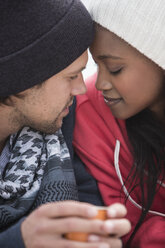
[4,94,23,107]
[0,96,13,107]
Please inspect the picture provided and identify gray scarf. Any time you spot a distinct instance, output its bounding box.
[0,127,78,230]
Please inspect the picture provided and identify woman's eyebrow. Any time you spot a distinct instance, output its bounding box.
[98,54,122,60]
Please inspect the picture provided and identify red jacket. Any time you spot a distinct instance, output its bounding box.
[73,74,165,248]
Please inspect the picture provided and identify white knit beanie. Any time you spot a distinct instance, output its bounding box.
[86,0,165,69]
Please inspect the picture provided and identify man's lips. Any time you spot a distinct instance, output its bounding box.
[63,100,73,112]
[68,100,73,108]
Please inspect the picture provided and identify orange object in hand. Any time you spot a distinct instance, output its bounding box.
[64,207,107,242]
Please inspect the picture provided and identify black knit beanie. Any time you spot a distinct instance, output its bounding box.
[0,0,94,97]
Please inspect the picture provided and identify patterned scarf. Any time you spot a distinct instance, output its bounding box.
[0,127,78,230]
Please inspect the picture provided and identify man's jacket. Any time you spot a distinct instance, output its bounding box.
[0,99,103,248]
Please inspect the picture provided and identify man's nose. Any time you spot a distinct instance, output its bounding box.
[71,74,87,96]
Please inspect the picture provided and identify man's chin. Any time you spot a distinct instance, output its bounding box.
[27,116,64,134]
[40,119,63,134]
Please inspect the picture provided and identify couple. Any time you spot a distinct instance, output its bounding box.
[0,0,165,247]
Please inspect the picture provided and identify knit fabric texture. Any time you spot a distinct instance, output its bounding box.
[0,127,78,230]
[86,0,165,69]
[0,0,94,97]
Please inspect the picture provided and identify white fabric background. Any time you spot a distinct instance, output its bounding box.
[83,51,96,80]
[81,0,97,79]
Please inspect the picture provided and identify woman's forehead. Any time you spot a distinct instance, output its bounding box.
[92,25,143,61]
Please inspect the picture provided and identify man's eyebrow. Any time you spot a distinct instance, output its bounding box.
[98,54,122,60]
[70,66,86,74]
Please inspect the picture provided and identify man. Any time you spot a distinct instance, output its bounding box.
[0,0,131,247]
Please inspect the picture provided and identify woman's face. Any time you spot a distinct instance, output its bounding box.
[90,25,165,120]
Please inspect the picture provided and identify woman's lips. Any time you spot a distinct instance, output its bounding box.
[103,96,122,106]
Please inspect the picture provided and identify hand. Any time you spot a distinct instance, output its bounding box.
[22,201,128,248]
[88,203,131,248]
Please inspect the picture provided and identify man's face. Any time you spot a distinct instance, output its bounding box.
[9,51,88,133]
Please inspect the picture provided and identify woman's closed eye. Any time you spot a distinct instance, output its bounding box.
[108,68,122,75]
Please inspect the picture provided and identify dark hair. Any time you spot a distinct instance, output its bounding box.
[125,108,165,246]
[0,82,45,106]
[0,96,10,105]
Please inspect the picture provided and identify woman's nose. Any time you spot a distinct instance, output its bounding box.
[95,72,112,91]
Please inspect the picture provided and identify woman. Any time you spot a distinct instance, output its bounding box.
[74,0,165,247]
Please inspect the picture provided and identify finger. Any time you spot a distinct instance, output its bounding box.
[88,235,123,248]
[103,218,131,237]
[35,201,98,219]
[107,203,127,218]
[37,217,130,237]
[38,217,107,235]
